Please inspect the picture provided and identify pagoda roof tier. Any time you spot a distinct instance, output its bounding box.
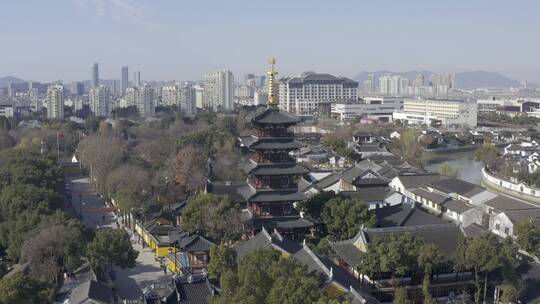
[241,161,308,175]
[249,108,300,125]
[239,185,307,203]
[249,138,304,150]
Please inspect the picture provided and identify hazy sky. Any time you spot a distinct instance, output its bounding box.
[1,0,539,82]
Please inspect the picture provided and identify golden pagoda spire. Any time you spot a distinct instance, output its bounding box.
[267,57,278,106]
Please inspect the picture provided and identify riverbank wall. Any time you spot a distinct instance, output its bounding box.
[425,142,510,155]
[481,167,540,205]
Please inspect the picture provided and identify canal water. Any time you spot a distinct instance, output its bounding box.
[424,151,483,185]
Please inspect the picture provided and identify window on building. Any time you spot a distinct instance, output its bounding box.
[504,227,510,235]
[495,223,500,231]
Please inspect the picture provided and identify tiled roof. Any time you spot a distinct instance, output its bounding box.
[375,204,448,228]
[251,108,300,125]
[484,195,539,212]
[462,223,489,239]
[247,163,309,176]
[412,188,449,205]
[176,275,214,304]
[442,199,474,214]
[363,224,461,258]
[429,178,485,198]
[249,138,304,150]
[332,241,363,267]
[69,280,114,304]
[340,187,394,202]
[396,173,440,189]
[177,235,214,253]
[238,185,306,203]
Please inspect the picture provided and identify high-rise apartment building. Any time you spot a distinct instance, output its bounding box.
[194,85,204,109]
[121,66,129,95]
[203,70,234,112]
[379,75,407,96]
[89,85,111,117]
[136,83,155,117]
[47,83,64,119]
[92,63,99,88]
[161,83,196,115]
[278,72,358,115]
[125,87,137,107]
[70,82,84,95]
[430,73,454,98]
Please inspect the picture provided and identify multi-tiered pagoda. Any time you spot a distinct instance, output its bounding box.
[238,58,314,240]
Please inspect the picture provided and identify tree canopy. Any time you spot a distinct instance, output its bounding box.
[86,229,138,276]
[210,249,325,304]
[181,193,243,241]
[321,196,376,241]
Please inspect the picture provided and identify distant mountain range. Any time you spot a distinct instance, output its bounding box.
[353,70,520,89]
[0,76,25,88]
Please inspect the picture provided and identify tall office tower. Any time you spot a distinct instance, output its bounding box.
[121,66,129,94]
[278,72,358,115]
[134,71,141,87]
[379,75,406,96]
[70,82,84,95]
[47,83,64,119]
[112,80,121,96]
[258,75,267,88]
[7,83,15,98]
[89,85,111,117]
[136,83,155,117]
[365,73,375,93]
[92,63,99,88]
[203,70,234,112]
[194,85,204,109]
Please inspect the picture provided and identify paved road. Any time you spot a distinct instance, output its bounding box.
[67,175,172,301]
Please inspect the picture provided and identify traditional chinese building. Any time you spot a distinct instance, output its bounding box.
[238,58,314,239]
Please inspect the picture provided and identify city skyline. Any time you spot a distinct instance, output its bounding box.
[1,0,540,82]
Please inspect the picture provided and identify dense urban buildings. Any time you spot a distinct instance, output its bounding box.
[204,70,234,112]
[46,83,64,119]
[89,85,111,117]
[393,98,478,127]
[70,82,84,96]
[278,72,358,115]
[161,82,196,115]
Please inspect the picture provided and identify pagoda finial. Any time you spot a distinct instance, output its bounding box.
[267,57,278,106]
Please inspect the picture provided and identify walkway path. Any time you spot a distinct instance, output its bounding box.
[67,174,171,301]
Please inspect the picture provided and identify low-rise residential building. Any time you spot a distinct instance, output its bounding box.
[484,195,540,238]
[236,228,379,303]
[331,224,470,302]
[393,98,478,127]
[330,96,403,122]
